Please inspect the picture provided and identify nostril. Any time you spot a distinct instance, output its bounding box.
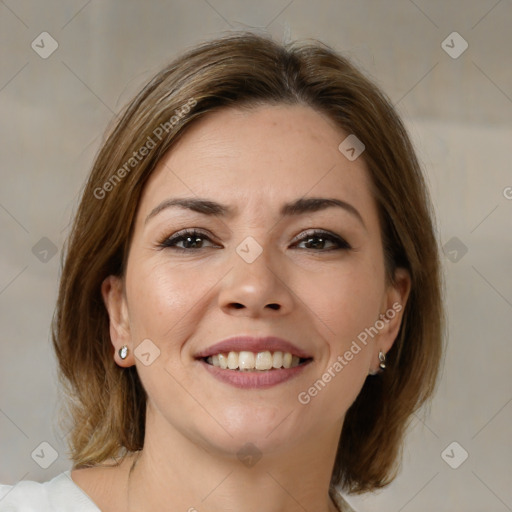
[228,303,280,310]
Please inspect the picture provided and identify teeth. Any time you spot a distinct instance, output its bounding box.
[238,351,255,370]
[227,351,238,370]
[218,353,228,369]
[255,351,273,370]
[206,350,303,371]
[271,351,282,368]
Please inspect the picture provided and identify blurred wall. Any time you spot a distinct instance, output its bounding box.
[1,1,511,511]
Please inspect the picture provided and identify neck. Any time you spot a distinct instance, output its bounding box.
[125,406,343,512]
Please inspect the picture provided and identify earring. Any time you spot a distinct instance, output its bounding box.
[119,345,129,360]
[378,350,386,371]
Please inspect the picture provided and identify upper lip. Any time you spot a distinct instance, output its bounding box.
[195,336,313,359]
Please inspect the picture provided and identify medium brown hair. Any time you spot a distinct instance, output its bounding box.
[52,31,444,495]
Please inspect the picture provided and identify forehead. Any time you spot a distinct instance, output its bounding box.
[138,104,377,221]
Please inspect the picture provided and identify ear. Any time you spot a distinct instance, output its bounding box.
[101,275,133,367]
[370,267,411,373]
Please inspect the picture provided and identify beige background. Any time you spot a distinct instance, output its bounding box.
[1,1,511,511]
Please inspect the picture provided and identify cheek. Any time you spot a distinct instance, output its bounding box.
[124,260,213,399]
[125,257,230,348]
[298,262,385,343]
[295,266,381,419]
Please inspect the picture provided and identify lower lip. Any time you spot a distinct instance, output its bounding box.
[198,359,311,389]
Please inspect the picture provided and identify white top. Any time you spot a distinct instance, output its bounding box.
[0,471,357,511]
[0,471,100,511]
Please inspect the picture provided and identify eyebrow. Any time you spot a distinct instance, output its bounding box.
[145,196,366,229]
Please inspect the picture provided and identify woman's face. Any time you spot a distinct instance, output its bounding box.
[103,104,409,456]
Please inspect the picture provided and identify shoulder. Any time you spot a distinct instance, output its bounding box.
[0,471,100,511]
[332,489,360,512]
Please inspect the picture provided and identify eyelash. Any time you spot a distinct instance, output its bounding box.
[158,229,352,252]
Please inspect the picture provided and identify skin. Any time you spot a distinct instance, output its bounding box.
[71,104,410,511]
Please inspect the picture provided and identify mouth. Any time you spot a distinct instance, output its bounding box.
[194,336,313,388]
[201,350,313,371]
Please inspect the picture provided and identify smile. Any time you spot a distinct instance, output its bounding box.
[195,335,313,388]
[198,353,313,389]
[204,350,312,371]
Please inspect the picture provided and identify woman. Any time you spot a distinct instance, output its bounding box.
[0,32,443,511]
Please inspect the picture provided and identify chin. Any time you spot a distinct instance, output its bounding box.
[201,402,308,454]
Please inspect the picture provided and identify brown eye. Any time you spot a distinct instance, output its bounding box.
[293,230,351,251]
[159,230,217,251]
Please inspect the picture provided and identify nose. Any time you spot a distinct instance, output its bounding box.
[217,245,294,317]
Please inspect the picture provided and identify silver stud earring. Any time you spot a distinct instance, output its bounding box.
[119,345,129,360]
[378,350,386,371]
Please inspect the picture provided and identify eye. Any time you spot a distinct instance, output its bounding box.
[158,229,351,252]
[158,229,218,251]
[292,230,351,251]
